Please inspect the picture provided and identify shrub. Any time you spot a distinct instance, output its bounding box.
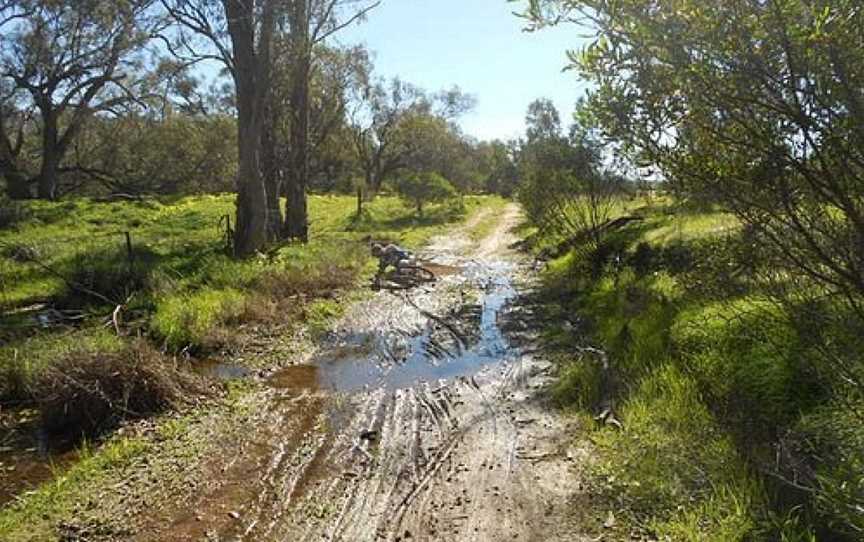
[34,342,205,439]
[60,244,160,308]
[788,403,864,538]
[630,241,656,277]
[396,172,458,216]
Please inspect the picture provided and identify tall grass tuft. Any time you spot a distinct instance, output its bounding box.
[35,341,207,439]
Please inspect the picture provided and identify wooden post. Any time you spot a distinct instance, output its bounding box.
[124,231,134,275]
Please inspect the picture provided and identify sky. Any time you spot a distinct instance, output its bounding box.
[336,0,593,142]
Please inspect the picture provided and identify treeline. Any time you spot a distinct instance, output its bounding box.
[0,1,519,255]
[519,0,864,539]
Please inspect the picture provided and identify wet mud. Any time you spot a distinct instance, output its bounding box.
[0,410,78,507]
[11,204,588,542]
[135,203,588,542]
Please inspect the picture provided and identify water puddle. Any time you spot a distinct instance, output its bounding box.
[0,411,79,507]
[270,263,518,393]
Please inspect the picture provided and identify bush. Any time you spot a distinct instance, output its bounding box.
[630,241,656,277]
[35,342,205,439]
[788,403,864,539]
[396,171,457,215]
[151,288,246,352]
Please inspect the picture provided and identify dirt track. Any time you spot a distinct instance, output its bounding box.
[130,204,589,542]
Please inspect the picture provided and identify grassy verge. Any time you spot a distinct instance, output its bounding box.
[533,200,859,540]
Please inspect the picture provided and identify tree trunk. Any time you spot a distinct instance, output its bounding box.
[0,116,30,199]
[261,98,282,241]
[37,110,59,200]
[225,0,270,258]
[356,185,363,217]
[234,109,268,257]
[285,177,308,240]
[283,0,310,242]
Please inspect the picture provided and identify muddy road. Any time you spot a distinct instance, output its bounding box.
[132,204,588,542]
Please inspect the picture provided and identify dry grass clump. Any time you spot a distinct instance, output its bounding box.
[255,262,358,300]
[35,341,207,439]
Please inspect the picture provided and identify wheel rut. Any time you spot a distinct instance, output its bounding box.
[141,204,590,542]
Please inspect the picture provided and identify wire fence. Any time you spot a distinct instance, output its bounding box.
[0,215,234,313]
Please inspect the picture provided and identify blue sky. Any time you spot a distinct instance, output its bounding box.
[337,0,592,142]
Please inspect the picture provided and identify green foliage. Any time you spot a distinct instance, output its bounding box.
[78,115,238,195]
[552,356,602,409]
[538,201,862,537]
[793,403,864,537]
[152,288,246,352]
[396,171,457,215]
[593,365,761,540]
[1,194,495,393]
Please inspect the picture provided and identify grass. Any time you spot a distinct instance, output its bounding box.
[1,193,486,401]
[532,198,856,539]
[0,435,150,541]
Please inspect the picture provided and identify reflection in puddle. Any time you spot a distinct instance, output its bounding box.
[272,263,518,393]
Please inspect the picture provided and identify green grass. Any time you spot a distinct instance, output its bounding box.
[0,435,150,541]
[151,287,246,351]
[531,199,849,539]
[1,193,492,399]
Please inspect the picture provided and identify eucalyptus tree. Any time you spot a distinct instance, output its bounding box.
[279,0,379,242]
[161,0,275,257]
[348,77,427,214]
[348,78,475,213]
[0,0,159,200]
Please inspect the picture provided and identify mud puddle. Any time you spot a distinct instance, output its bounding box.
[0,410,79,507]
[270,263,518,393]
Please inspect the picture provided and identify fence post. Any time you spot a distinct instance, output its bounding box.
[221,214,233,255]
[124,231,134,275]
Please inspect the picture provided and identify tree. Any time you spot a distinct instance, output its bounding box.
[522,1,864,528]
[73,113,237,195]
[517,99,611,245]
[396,111,481,193]
[0,0,158,200]
[397,171,457,216]
[0,82,32,199]
[476,139,519,196]
[349,77,425,209]
[349,78,475,214]
[523,0,864,323]
[279,0,379,242]
[525,97,561,142]
[162,0,275,257]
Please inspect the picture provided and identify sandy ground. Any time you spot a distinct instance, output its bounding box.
[52,204,591,542]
